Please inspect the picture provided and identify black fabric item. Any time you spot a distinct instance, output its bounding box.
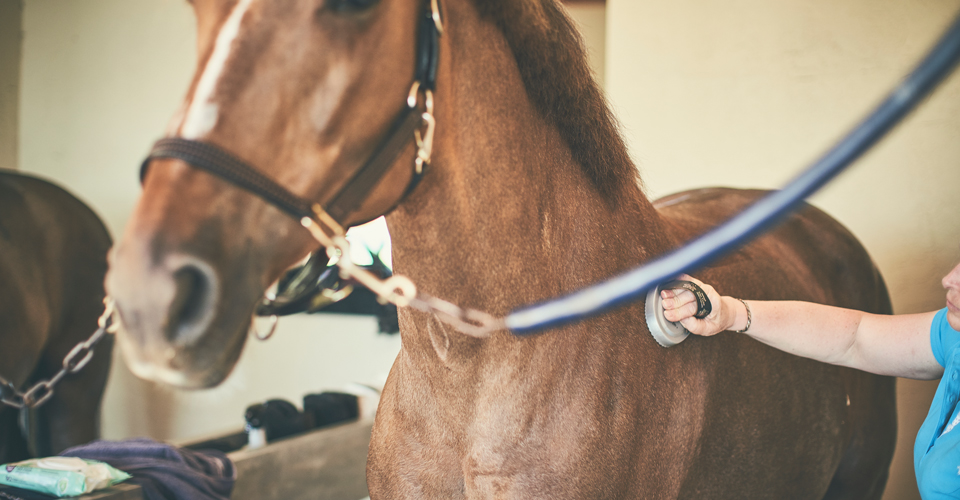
[244,399,310,442]
[377,302,400,334]
[303,392,359,428]
[60,438,234,500]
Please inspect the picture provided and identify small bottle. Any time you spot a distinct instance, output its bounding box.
[244,404,267,449]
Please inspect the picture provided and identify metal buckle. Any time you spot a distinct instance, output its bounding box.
[308,284,355,311]
[300,203,345,248]
[407,83,437,174]
[252,314,279,341]
[99,298,120,334]
[414,90,436,174]
[407,81,422,108]
[430,0,444,35]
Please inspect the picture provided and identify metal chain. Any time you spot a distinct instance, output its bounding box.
[299,214,504,338]
[0,300,118,411]
[408,293,504,338]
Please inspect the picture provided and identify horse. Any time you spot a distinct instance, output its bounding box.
[0,169,114,463]
[106,0,897,497]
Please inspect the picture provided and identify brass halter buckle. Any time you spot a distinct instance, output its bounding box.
[408,81,437,175]
[430,0,444,35]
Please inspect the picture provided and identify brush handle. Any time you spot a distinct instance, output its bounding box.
[660,280,712,319]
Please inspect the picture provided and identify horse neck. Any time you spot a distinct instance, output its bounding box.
[386,0,671,332]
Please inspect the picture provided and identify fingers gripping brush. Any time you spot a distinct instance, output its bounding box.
[644,280,712,348]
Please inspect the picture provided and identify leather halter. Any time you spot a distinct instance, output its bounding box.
[139,1,442,317]
[140,0,441,228]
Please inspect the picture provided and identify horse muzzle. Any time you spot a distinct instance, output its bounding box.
[106,246,249,389]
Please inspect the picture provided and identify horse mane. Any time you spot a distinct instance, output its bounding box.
[472,0,643,207]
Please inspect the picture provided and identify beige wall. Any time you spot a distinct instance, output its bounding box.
[0,0,21,170]
[606,1,960,499]
[566,2,606,88]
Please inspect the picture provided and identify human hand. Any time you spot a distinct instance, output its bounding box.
[659,274,731,336]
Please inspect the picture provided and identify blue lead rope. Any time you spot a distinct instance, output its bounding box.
[506,11,960,336]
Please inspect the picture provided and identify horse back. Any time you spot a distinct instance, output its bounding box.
[656,187,891,313]
[0,170,112,355]
[654,187,896,499]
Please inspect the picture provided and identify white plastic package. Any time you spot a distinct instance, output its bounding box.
[0,456,130,497]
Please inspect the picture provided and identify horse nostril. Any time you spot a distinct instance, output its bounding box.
[165,262,218,346]
[172,266,206,322]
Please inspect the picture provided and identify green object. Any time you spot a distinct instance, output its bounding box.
[0,457,130,498]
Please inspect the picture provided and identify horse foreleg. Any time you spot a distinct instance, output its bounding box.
[31,315,114,457]
[0,407,29,463]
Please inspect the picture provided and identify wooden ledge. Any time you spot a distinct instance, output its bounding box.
[1,419,373,500]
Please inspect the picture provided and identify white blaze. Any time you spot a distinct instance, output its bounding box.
[180,0,257,139]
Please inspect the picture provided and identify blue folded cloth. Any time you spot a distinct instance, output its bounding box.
[60,438,234,500]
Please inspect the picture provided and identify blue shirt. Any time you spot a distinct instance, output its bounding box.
[915,308,960,499]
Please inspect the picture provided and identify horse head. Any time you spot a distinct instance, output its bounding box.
[108,0,433,388]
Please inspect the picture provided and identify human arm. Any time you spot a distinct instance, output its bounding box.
[660,275,943,380]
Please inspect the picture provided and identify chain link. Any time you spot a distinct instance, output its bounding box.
[408,293,504,338]
[297,223,505,338]
[0,300,117,411]
[0,376,25,409]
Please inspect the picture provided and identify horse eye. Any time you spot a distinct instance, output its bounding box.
[324,0,380,14]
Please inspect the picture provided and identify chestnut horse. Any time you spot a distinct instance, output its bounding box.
[0,169,113,463]
[107,0,896,497]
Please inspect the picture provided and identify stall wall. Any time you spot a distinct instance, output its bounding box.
[0,0,21,169]
[606,1,960,499]
[568,1,606,87]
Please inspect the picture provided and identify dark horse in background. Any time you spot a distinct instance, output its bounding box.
[106,0,896,497]
[0,169,113,463]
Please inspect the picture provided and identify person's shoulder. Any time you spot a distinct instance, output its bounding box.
[932,308,960,366]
